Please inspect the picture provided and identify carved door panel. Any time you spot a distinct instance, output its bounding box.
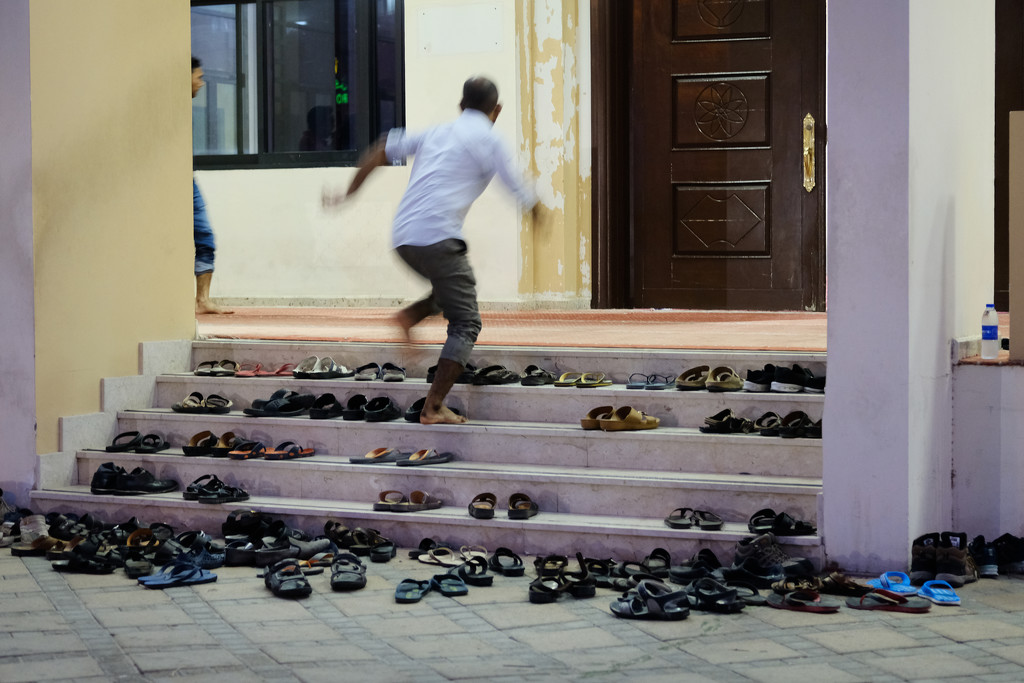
[631,0,824,310]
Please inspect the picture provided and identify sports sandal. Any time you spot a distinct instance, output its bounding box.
[520,365,556,386]
[262,558,312,598]
[472,365,519,385]
[330,553,367,591]
[610,579,690,620]
[684,577,745,613]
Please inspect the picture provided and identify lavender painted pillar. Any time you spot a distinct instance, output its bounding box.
[824,1,912,571]
[0,1,37,503]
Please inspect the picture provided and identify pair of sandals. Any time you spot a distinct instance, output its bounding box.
[664,507,724,530]
[193,359,237,376]
[227,440,315,461]
[749,508,817,536]
[354,362,405,381]
[529,552,596,603]
[105,430,170,454]
[183,474,249,504]
[468,492,538,519]
[243,389,315,417]
[580,405,660,431]
[172,391,233,415]
[472,364,521,385]
[610,579,690,620]
[261,557,314,598]
[183,430,240,457]
[373,490,443,512]
[756,410,822,438]
[292,355,354,380]
[395,573,468,603]
[626,373,676,390]
[675,365,743,392]
[554,371,612,387]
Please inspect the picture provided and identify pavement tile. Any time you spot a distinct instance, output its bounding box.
[0,614,70,631]
[425,657,564,681]
[475,603,579,629]
[112,625,215,649]
[805,626,922,653]
[246,621,338,643]
[0,596,56,612]
[738,662,866,683]
[985,643,1024,666]
[387,633,501,659]
[0,577,40,592]
[680,637,803,664]
[867,651,990,678]
[546,645,675,673]
[192,579,271,601]
[923,617,1024,642]
[260,640,376,664]
[212,599,313,623]
[128,647,243,673]
[91,604,194,628]
[78,586,173,608]
[450,583,527,605]
[359,612,466,637]
[506,625,625,653]
[0,657,106,682]
[749,605,859,628]
[325,592,409,616]
[295,664,418,682]
[0,633,87,655]
[149,672,257,683]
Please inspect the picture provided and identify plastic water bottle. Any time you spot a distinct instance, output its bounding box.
[982,304,999,359]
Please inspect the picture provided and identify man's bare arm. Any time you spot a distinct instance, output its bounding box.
[346,140,388,197]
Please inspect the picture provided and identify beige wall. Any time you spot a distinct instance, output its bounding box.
[195,0,592,309]
[31,1,195,453]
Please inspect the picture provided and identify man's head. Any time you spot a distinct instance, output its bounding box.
[461,77,500,122]
[191,56,204,99]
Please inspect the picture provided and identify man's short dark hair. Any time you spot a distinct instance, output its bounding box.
[462,77,498,114]
[192,56,201,70]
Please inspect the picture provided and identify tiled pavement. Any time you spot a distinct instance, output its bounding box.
[4,551,1024,682]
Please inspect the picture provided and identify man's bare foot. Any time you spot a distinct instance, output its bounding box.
[420,405,468,425]
[394,310,414,344]
[196,300,234,315]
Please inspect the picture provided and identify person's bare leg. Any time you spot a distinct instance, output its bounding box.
[394,296,438,344]
[420,358,469,424]
[195,272,233,314]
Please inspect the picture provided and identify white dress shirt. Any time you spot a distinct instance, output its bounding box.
[384,108,537,248]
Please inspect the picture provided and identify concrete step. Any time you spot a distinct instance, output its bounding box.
[151,373,825,428]
[67,449,821,524]
[111,409,823,478]
[29,485,822,568]
[190,340,828,386]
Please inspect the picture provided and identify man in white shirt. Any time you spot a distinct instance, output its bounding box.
[335,77,539,424]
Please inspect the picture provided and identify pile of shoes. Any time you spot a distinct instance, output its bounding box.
[222,510,339,568]
[391,538,504,603]
[698,409,822,438]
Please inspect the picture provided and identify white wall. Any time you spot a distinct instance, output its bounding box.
[907,0,994,540]
[201,0,527,307]
[824,0,912,571]
[825,0,996,571]
[0,0,37,502]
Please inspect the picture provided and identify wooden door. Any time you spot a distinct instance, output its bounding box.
[630,0,825,310]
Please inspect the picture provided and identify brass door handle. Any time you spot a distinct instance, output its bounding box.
[803,113,815,192]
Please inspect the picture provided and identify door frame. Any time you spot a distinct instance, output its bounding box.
[590,0,827,310]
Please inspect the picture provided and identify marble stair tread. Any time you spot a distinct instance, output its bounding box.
[74,448,821,492]
[118,408,823,443]
[31,485,821,546]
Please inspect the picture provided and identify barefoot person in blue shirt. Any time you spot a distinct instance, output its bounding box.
[327,76,540,424]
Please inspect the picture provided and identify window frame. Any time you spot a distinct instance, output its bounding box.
[191,0,404,170]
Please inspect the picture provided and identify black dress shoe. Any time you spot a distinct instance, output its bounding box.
[113,467,178,496]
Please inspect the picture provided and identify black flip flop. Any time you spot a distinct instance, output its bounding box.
[105,431,142,452]
[134,434,170,454]
[520,365,556,386]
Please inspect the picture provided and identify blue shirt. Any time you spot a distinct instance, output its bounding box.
[384,109,537,248]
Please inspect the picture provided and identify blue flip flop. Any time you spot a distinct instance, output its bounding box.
[138,560,217,589]
[866,571,917,595]
[395,578,432,603]
[918,580,960,606]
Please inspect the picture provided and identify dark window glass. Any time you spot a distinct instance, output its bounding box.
[190,0,404,168]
